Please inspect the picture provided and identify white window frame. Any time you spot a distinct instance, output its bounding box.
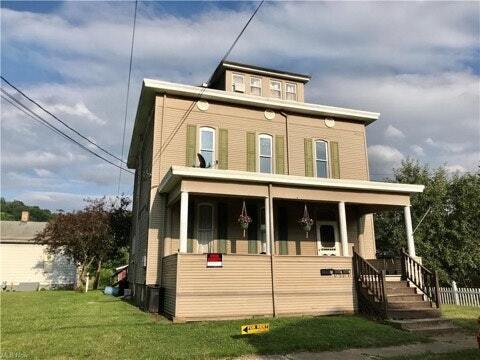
[314,139,329,178]
[316,220,341,256]
[258,134,273,174]
[269,80,282,99]
[232,73,245,91]
[285,82,297,101]
[199,127,216,168]
[250,76,262,96]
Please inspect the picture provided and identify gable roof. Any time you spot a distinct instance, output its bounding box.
[0,221,47,244]
[127,79,380,168]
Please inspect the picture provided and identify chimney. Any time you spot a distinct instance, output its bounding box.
[21,211,29,222]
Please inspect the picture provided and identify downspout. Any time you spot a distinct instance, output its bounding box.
[268,184,277,316]
[279,111,290,175]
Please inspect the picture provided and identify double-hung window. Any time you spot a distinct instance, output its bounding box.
[199,127,215,168]
[232,73,245,92]
[259,134,273,173]
[269,80,282,99]
[315,140,329,178]
[285,83,297,101]
[250,77,262,96]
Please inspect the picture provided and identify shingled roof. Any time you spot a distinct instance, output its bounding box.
[0,221,47,244]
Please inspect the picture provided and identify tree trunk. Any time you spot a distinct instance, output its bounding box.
[92,260,102,290]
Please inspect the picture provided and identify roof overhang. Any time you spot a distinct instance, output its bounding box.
[127,79,380,168]
[159,166,424,196]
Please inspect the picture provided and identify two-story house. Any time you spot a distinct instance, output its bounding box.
[127,61,440,322]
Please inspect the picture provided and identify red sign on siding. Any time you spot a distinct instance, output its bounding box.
[207,253,223,268]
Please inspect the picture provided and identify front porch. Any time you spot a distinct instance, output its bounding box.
[157,166,424,321]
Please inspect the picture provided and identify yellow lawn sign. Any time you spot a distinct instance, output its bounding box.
[240,323,270,335]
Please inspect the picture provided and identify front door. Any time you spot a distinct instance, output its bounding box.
[316,221,340,256]
[197,203,214,253]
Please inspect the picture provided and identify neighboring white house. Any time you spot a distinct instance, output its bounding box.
[0,212,76,290]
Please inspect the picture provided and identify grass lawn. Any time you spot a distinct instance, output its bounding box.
[387,349,480,360]
[1,291,427,359]
[441,305,480,333]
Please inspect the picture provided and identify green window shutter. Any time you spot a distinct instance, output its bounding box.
[275,135,285,174]
[246,132,256,172]
[304,138,313,177]
[218,129,228,170]
[330,141,340,179]
[186,125,197,167]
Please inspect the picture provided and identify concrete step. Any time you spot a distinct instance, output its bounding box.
[387,293,424,302]
[389,318,459,335]
[385,281,409,289]
[386,286,417,295]
[387,307,441,320]
[388,301,432,310]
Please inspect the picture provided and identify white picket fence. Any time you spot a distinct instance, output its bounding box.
[439,281,480,307]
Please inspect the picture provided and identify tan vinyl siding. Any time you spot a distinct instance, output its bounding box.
[170,253,355,321]
[274,256,355,315]
[175,254,274,320]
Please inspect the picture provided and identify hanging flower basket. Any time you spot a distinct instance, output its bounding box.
[299,204,314,238]
[238,201,252,238]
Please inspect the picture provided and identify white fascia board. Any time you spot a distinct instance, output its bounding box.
[159,166,425,194]
[143,79,380,123]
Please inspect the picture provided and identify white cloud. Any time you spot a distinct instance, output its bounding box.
[445,165,467,174]
[385,125,405,139]
[368,145,405,175]
[15,191,92,211]
[410,145,425,157]
[1,1,478,206]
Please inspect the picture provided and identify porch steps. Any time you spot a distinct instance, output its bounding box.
[389,318,459,336]
[385,280,441,320]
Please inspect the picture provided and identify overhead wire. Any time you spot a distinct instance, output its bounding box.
[1,90,134,175]
[0,76,125,165]
[117,0,139,195]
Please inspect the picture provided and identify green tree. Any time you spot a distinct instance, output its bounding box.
[35,196,131,290]
[374,159,480,286]
[0,198,53,221]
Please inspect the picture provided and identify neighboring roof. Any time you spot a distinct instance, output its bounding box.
[159,166,425,195]
[127,79,380,168]
[209,61,311,85]
[0,221,47,244]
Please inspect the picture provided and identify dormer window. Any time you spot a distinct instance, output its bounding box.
[232,74,245,92]
[270,80,282,99]
[250,77,262,96]
[286,83,297,101]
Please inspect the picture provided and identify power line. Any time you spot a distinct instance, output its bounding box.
[1,91,134,175]
[159,0,265,157]
[117,0,139,195]
[0,76,126,165]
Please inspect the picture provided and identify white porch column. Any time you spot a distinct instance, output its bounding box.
[338,201,349,256]
[404,205,416,257]
[179,191,189,253]
[264,197,271,255]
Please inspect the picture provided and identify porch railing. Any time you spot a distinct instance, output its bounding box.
[353,251,388,318]
[400,248,440,308]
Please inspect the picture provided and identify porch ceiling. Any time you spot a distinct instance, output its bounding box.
[159,166,423,207]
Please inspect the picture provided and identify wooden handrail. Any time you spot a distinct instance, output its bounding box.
[400,249,440,308]
[353,251,388,318]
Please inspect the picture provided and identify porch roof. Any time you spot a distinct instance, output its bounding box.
[158,166,424,196]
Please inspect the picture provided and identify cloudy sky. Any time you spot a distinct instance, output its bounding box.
[1,1,479,210]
